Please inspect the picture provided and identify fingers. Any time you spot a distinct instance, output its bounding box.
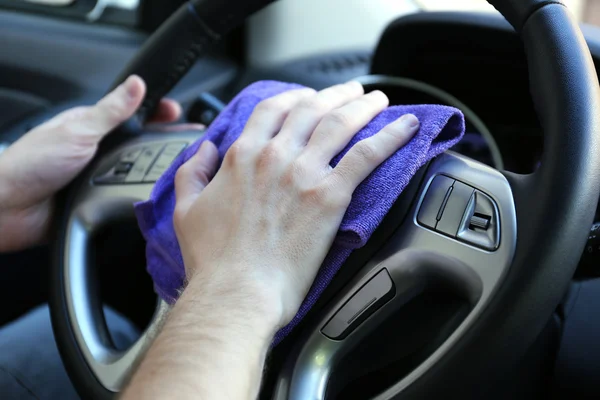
[329,114,420,191]
[275,81,364,147]
[304,90,389,163]
[240,88,317,142]
[87,75,146,135]
[175,141,220,213]
[147,99,182,124]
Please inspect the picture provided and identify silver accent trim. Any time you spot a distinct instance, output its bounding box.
[63,133,200,391]
[273,152,517,400]
[87,0,139,22]
[354,74,504,170]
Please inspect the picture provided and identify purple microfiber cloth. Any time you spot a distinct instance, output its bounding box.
[134,80,465,345]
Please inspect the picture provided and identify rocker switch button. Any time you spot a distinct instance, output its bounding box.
[418,175,455,229]
[321,269,394,340]
[437,181,474,237]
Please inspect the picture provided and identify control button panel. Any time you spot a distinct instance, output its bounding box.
[321,269,395,340]
[143,143,187,183]
[120,148,143,163]
[417,175,500,251]
[125,144,165,183]
[577,222,600,277]
[94,142,187,185]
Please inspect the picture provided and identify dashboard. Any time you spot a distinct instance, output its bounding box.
[235,13,555,174]
[0,10,546,173]
[371,12,547,175]
[355,74,503,169]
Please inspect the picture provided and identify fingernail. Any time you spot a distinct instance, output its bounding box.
[400,114,420,129]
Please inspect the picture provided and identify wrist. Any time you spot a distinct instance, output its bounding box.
[186,268,285,339]
[127,264,281,399]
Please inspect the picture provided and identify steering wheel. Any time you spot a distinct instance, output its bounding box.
[50,0,600,399]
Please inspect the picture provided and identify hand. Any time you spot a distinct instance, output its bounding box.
[173,82,420,330]
[0,76,184,252]
[123,83,419,400]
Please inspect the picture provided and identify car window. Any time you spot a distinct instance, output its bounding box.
[418,0,586,22]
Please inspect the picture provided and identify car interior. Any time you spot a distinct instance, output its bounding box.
[1,0,600,399]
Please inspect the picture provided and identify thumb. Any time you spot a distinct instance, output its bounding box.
[174,141,220,213]
[85,75,146,136]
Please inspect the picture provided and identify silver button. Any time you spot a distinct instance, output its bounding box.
[125,144,165,183]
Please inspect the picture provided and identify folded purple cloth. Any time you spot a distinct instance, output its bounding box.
[134,80,464,344]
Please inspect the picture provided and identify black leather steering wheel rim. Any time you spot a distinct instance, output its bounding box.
[50,1,600,399]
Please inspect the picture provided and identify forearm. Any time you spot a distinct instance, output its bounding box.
[0,201,51,253]
[122,272,281,400]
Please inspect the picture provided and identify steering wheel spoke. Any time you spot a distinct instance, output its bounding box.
[274,152,518,399]
[60,131,201,392]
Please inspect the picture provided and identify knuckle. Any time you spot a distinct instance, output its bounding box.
[224,139,251,166]
[53,107,90,134]
[337,82,364,97]
[382,123,407,140]
[63,141,96,164]
[324,110,352,130]
[172,204,187,229]
[353,140,380,163]
[256,141,285,169]
[296,97,326,115]
[194,165,212,185]
[63,106,90,121]
[50,106,88,128]
[299,184,328,205]
[254,98,288,116]
[281,161,308,187]
[174,164,190,191]
[97,101,125,124]
[300,183,350,211]
[299,88,318,97]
